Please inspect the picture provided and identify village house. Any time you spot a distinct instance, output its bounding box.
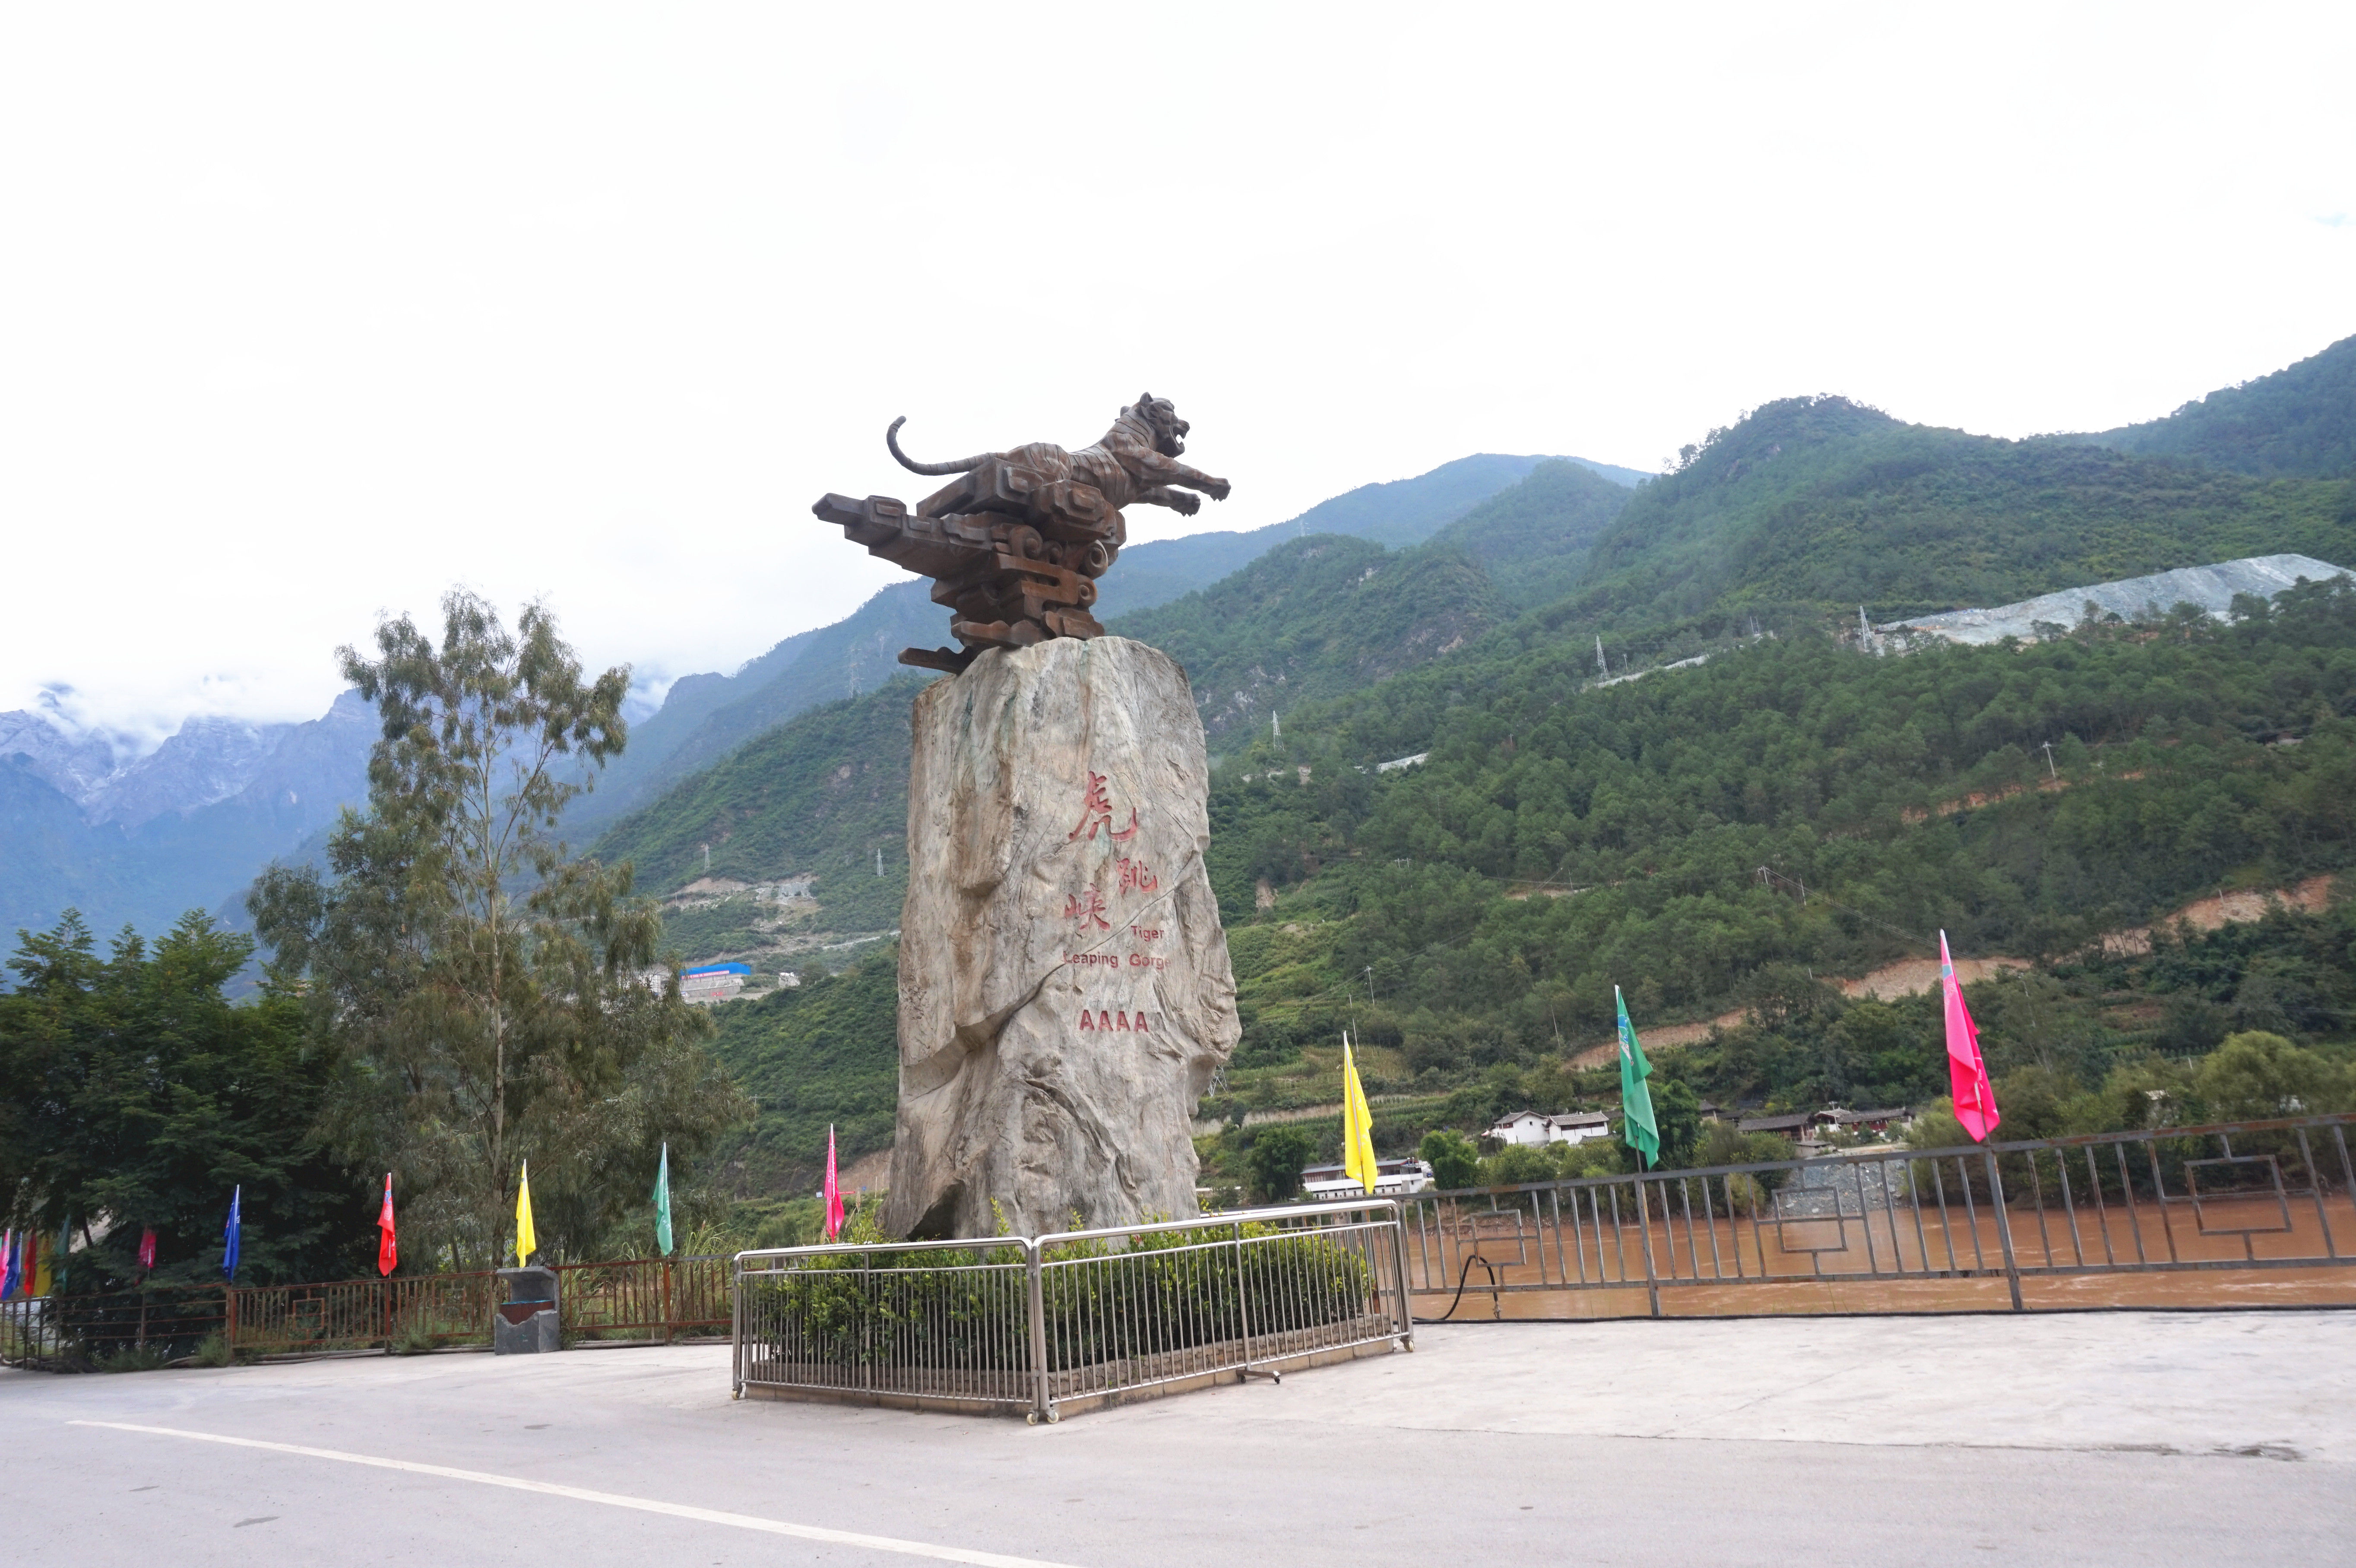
[1813,1105,1915,1136]
[1734,1110,1815,1140]
[1301,1157,1435,1198]
[1485,1109,1615,1148]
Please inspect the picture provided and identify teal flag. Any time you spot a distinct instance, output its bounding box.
[652,1142,674,1257]
[1616,986,1659,1170]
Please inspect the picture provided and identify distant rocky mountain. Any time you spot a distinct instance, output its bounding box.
[0,692,374,944]
[0,707,118,805]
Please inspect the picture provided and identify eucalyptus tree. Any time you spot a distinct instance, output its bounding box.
[253,591,748,1269]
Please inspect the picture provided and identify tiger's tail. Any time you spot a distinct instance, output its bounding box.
[887,416,987,476]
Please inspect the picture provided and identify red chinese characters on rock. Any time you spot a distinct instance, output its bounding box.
[1077,1008,1152,1033]
[1067,770,1139,844]
[1062,769,1149,933]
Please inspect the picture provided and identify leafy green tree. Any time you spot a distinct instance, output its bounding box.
[251,591,750,1269]
[1246,1125,1316,1202]
[1647,1078,1702,1169]
[0,913,368,1288]
[1417,1129,1481,1190]
[2194,1031,2345,1120]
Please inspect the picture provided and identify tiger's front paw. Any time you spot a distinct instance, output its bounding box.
[1203,476,1232,502]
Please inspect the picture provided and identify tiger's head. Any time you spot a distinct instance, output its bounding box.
[1131,392,1190,457]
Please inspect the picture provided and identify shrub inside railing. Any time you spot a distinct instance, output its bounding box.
[742,1223,1376,1376]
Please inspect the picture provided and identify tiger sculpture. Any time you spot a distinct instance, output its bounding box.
[814,394,1231,671]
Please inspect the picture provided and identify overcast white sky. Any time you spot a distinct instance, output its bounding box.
[4,3,2352,749]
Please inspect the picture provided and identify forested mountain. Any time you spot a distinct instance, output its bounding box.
[1114,537,1504,740]
[1424,458,1641,609]
[603,348,2356,1199]
[1092,450,1639,617]
[693,576,2356,1196]
[573,586,942,828]
[594,677,918,943]
[2081,332,2356,480]
[1558,395,2356,633]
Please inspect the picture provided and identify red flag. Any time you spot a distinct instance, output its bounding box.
[138,1227,157,1271]
[377,1172,398,1277]
[823,1125,844,1241]
[1941,931,2001,1141]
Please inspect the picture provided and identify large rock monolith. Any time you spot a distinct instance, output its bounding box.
[885,635,1239,1240]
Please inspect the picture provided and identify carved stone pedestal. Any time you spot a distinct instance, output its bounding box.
[884,636,1239,1240]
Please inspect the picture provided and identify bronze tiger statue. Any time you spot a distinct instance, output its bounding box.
[814,394,1231,672]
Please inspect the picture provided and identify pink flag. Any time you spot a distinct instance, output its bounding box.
[1940,931,2001,1141]
[377,1173,399,1277]
[138,1227,157,1272]
[823,1124,845,1241]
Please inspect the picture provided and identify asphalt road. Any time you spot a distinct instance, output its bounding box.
[18,1312,2355,1567]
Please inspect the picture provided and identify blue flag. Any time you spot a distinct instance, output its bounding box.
[0,1231,18,1299]
[222,1186,242,1281]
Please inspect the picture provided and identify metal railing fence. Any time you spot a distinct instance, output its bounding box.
[0,1283,225,1366]
[229,1256,731,1352]
[732,1200,1413,1421]
[1406,1113,2356,1319]
[0,1255,732,1366]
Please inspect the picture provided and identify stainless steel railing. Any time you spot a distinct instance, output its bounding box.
[1403,1113,2356,1319]
[732,1200,1412,1421]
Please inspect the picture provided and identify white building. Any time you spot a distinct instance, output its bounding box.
[1485,1109,1613,1148]
[1301,1158,1434,1198]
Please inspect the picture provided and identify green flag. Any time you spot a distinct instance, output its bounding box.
[652,1142,674,1258]
[1616,986,1659,1170]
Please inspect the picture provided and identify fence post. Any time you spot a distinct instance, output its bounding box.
[1388,1204,1415,1350]
[729,1255,744,1400]
[224,1284,238,1351]
[1233,1216,1257,1378]
[662,1258,674,1347]
[1635,1178,1661,1318]
[1982,1149,2024,1312]
[1025,1240,1052,1424]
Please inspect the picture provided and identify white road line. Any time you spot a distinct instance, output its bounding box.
[69,1420,1083,1568]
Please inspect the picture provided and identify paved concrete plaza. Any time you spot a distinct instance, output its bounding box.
[17,1311,2355,1566]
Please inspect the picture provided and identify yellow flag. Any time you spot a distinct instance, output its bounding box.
[514,1160,538,1265]
[1342,1033,1378,1195]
